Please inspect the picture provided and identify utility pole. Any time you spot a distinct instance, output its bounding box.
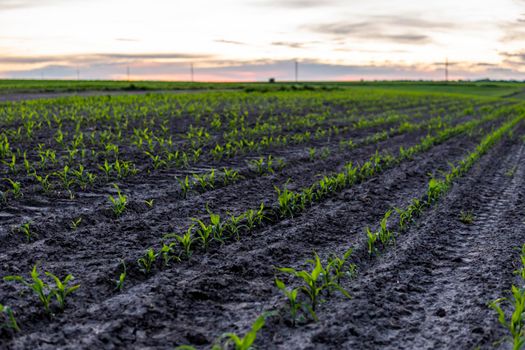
[127,65,130,81]
[76,66,80,81]
[190,63,194,82]
[294,60,298,82]
[445,57,449,82]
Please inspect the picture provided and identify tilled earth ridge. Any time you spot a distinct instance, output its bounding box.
[273,131,525,350]
[0,113,501,349]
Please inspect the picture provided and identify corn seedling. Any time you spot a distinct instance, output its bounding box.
[0,304,20,332]
[308,147,316,161]
[33,173,52,193]
[366,227,378,255]
[248,155,282,175]
[99,160,113,178]
[377,210,394,246]
[459,210,474,225]
[4,178,21,198]
[489,287,525,350]
[164,227,195,259]
[70,217,82,230]
[275,185,301,218]
[144,199,155,208]
[137,248,157,274]
[176,175,191,198]
[18,222,33,242]
[278,253,351,317]
[115,260,127,291]
[160,242,179,266]
[217,313,274,350]
[108,184,127,217]
[45,272,81,310]
[427,178,448,204]
[326,248,357,284]
[225,213,246,241]
[222,167,241,185]
[275,278,301,325]
[4,265,79,313]
[244,203,268,231]
[506,166,518,177]
[193,169,216,191]
[3,155,17,174]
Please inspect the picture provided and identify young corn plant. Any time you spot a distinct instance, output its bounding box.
[45,272,81,310]
[222,167,241,185]
[4,265,79,313]
[0,304,20,332]
[108,184,127,217]
[516,244,525,281]
[70,217,82,230]
[192,210,226,248]
[275,278,301,326]
[275,185,301,218]
[33,173,52,193]
[395,199,424,231]
[137,248,158,274]
[277,253,351,319]
[225,213,246,241]
[459,210,474,225]
[176,313,273,350]
[18,222,33,242]
[377,210,394,246]
[4,178,22,198]
[164,227,195,259]
[326,248,357,284]
[216,313,274,350]
[427,178,448,204]
[308,147,316,161]
[115,260,127,291]
[366,227,378,256]
[99,160,113,178]
[489,287,525,350]
[244,203,268,231]
[176,175,192,198]
[160,242,179,266]
[490,243,525,349]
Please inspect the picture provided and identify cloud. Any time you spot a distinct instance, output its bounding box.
[499,14,525,42]
[0,0,64,10]
[214,39,247,45]
[252,0,339,8]
[115,38,140,42]
[305,16,458,44]
[271,41,305,49]
[0,52,214,65]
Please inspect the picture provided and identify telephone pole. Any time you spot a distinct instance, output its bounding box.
[294,60,298,82]
[445,57,449,82]
[190,63,194,82]
[127,65,130,81]
[76,67,80,81]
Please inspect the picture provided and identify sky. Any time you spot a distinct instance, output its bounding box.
[0,0,524,81]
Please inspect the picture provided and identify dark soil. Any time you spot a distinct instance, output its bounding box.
[0,93,522,349]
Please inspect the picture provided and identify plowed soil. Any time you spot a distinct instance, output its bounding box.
[0,91,523,349]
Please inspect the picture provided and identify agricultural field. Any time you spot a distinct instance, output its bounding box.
[1,84,525,349]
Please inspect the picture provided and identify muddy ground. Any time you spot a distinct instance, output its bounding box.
[0,92,523,349]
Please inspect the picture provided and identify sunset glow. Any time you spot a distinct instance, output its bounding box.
[1,0,524,81]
